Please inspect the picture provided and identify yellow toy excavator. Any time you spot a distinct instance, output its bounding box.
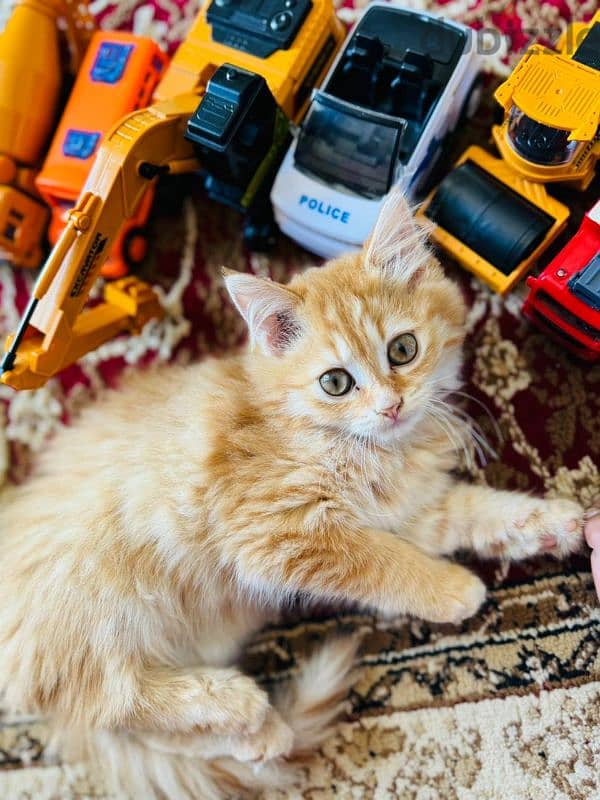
[1,0,345,390]
[0,0,94,269]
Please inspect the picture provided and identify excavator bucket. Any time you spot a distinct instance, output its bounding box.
[1,277,164,390]
[103,278,164,330]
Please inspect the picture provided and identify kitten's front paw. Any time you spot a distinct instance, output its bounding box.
[497,498,585,561]
[424,564,487,625]
[229,708,294,763]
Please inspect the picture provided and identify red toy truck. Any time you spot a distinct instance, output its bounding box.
[36,30,168,278]
[523,199,600,361]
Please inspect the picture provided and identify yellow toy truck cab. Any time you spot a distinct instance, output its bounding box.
[1,0,344,390]
[158,0,345,247]
[418,12,600,295]
[493,32,600,190]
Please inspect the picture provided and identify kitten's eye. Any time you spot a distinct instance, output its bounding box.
[319,369,354,396]
[388,333,418,366]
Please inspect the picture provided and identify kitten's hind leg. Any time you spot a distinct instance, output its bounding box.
[420,484,585,562]
[132,665,274,736]
[149,706,294,763]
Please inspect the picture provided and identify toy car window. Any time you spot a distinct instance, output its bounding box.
[536,290,600,340]
[357,8,464,66]
[569,253,600,312]
[294,93,404,198]
[507,106,582,166]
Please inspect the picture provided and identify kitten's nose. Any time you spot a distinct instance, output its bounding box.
[378,401,404,421]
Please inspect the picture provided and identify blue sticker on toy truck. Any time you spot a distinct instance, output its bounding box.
[91,42,134,84]
[63,130,101,159]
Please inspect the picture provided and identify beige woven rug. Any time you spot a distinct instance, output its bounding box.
[2,568,600,798]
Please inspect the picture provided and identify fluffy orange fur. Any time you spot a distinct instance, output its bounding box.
[0,193,586,798]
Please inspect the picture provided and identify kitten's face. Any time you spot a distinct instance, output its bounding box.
[275,256,466,445]
[226,194,467,447]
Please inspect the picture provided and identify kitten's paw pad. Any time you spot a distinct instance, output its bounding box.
[231,709,294,763]
[426,567,486,625]
[503,499,585,560]
[193,673,270,735]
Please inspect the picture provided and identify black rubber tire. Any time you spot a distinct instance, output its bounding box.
[243,218,278,252]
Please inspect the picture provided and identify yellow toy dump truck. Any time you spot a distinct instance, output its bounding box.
[418,11,600,295]
[0,0,94,269]
[1,0,344,390]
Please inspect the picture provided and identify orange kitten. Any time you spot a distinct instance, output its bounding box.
[0,193,585,799]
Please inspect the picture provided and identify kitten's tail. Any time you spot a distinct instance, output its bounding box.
[208,633,361,796]
[275,632,360,751]
[57,635,360,800]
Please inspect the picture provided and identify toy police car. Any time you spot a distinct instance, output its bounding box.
[271,3,482,258]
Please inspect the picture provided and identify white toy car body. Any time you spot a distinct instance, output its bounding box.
[271,2,482,258]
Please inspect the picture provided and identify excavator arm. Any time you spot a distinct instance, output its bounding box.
[1,93,201,389]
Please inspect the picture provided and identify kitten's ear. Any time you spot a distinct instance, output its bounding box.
[364,189,434,282]
[223,268,301,356]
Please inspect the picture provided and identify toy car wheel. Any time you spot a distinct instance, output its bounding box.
[123,226,149,271]
[459,75,484,123]
[243,218,278,252]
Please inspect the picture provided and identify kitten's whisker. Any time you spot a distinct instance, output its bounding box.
[470,427,497,462]
[447,408,497,463]
[427,397,497,465]
[450,401,503,452]
[424,377,503,452]
[446,389,504,446]
[427,402,484,471]
[423,405,474,471]
[436,404,497,462]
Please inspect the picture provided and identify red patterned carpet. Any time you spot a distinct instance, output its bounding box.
[1,1,600,798]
